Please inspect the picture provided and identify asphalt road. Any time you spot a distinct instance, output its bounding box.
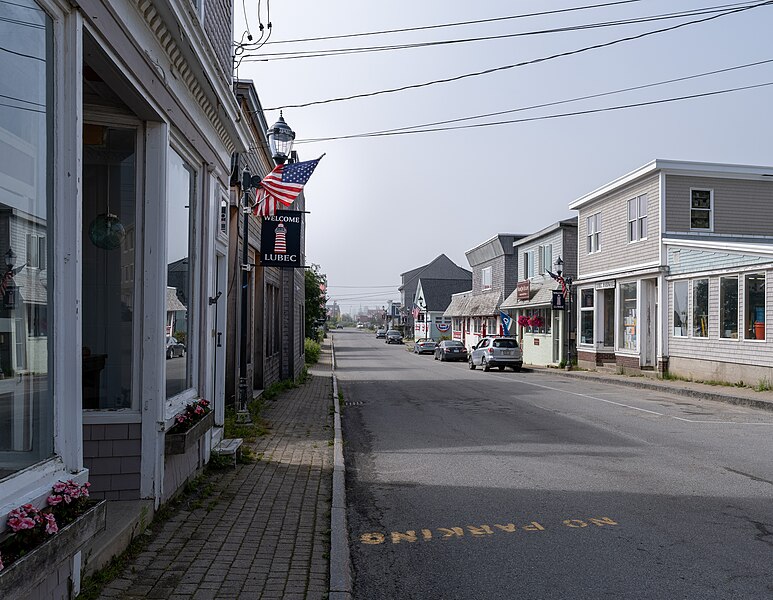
[335,329,773,600]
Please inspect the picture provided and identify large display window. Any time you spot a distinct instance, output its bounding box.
[619,283,637,350]
[0,0,54,479]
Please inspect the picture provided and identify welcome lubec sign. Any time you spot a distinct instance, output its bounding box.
[260,210,304,268]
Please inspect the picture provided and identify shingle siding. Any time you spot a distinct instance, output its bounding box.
[668,247,770,276]
[83,423,141,500]
[665,175,773,236]
[578,173,661,277]
[203,0,233,77]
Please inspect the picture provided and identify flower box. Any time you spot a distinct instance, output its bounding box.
[165,410,214,455]
[0,499,106,600]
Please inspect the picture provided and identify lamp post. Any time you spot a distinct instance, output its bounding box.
[555,256,573,370]
[237,114,295,421]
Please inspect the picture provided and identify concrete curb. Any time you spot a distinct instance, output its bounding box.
[527,366,773,412]
[329,337,353,600]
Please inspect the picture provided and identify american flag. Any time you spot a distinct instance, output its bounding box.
[253,157,323,217]
[546,269,568,299]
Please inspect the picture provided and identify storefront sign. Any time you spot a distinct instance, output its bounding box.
[594,280,616,290]
[551,290,565,310]
[260,210,303,268]
[517,280,530,301]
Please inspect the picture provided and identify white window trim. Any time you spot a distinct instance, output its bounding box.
[672,280,688,337]
[587,213,601,254]
[689,188,714,233]
[718,275,739,341]
[579,288,595,346]
[627,195,648,243]
[481,266,492,290]
[742,272,766,342]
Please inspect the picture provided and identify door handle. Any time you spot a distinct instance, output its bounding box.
[217,332,222,347]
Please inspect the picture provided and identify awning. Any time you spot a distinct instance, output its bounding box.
[443,290,501,317]
[501,282,559,309]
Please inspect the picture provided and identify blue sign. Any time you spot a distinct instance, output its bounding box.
[552,290,566,310]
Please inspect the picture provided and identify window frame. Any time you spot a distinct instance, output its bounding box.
[743,272,765,341]
[524,250,535,279]
[672,280,688,337]
[719,276,739,340]
[587,213,601,254]
[481,266,492,290]
[579,288,594,345]
[690,188,714,232]
[692,278,709,338]
[539,244,552,275]
[627,195,648,242]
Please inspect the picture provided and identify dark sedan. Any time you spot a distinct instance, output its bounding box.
[434,340,468,362]
[166,336,185,359]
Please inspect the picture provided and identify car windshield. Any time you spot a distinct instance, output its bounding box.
[492,339,517,348]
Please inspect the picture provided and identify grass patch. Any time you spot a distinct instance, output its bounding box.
[755,378,773,392]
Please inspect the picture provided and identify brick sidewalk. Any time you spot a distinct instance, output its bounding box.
[97,351,333,600]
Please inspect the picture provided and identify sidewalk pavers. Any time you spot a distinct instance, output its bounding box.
[96,349,334,600]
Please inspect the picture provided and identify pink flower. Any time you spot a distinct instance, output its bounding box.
[52,482,67,493]
[194,406,204,415]
[44,513,58,535]
[47,495,63,506]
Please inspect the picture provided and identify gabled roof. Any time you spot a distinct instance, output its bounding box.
[416,277,473,312]
[399,254,471,291]
[443,290,501,317]
[512,217,577,248]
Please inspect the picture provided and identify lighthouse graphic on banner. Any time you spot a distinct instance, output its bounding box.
[274,223,287,254]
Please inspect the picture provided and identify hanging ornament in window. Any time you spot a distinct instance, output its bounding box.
[89,165,126,250]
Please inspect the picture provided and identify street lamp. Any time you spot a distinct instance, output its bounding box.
[5,248,16,269]
[237,115,296,421]
[555,256,573,370]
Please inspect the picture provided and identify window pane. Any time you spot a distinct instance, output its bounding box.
[0,0,53,478]
[673,281,688,336]
[691,210,710,229]
[745,273,765,340]
[720,277,738,339]
[620,283,637,350]
[83,127,137,410]
[692,279,708,337]
[691,190,711,209]
[580,311,593,345]
[166,149,194,398]
[581,289,594,308]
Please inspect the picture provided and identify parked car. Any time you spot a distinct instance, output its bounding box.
[434,340,468,362]
[376,328,387,338]
[385,330,404,344]
[166,336,185,359]
[413,338,437,354]
[356,323,364,328]
[469,336,522,371]
[336,324,344,329]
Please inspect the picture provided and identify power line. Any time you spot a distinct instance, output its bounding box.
[296,80,773,144]
[0,44,45,61]
[249,0,651,47]
[264,1,773,111]
[245,3,751,62]
[295,58,773,142]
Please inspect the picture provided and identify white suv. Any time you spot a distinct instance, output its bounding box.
[469,337,522,372]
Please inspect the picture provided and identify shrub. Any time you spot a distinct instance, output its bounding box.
[304,338,321,364]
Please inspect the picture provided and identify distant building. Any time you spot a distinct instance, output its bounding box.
[413,277,472,340]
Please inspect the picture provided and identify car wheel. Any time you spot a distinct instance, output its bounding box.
[166,349,173,360]
[483,357,490,372]
[512,365,521,372]
[498,366,504,371]
[468,357,475,370]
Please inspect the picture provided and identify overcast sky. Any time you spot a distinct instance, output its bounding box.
[235,0,773,315]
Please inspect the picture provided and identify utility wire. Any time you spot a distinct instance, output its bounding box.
[295,58,773,141]
[245,3,752,62]
[0,92,44,106]
[295,80,773,144]
[0,100,45,114]
[245,0,651,47]
[264,1,773,111]
[0,44,45,61]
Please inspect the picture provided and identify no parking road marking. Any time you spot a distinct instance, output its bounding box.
[360,516,618,546]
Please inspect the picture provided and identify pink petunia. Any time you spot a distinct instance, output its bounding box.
[52,482,67,493]
[44,513,58,535]
[47,495,63,506]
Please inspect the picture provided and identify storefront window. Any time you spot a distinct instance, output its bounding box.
[673,281,688,337]
[602,288,615,347]
[166,149,195,398]
[719,277,738,339]
[0,0,54,478]
[744,273,765,340]
[580,289,594,345]
[525,309,550,334]
[620,283,637,350]
[83,127,137,410]
[693,279,708,337]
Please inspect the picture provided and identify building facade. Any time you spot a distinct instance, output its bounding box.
[0,0,249,595]
[444,234,524,351]
[570,159,773,381]
[412,276,471,340]
[501,219,577,366]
